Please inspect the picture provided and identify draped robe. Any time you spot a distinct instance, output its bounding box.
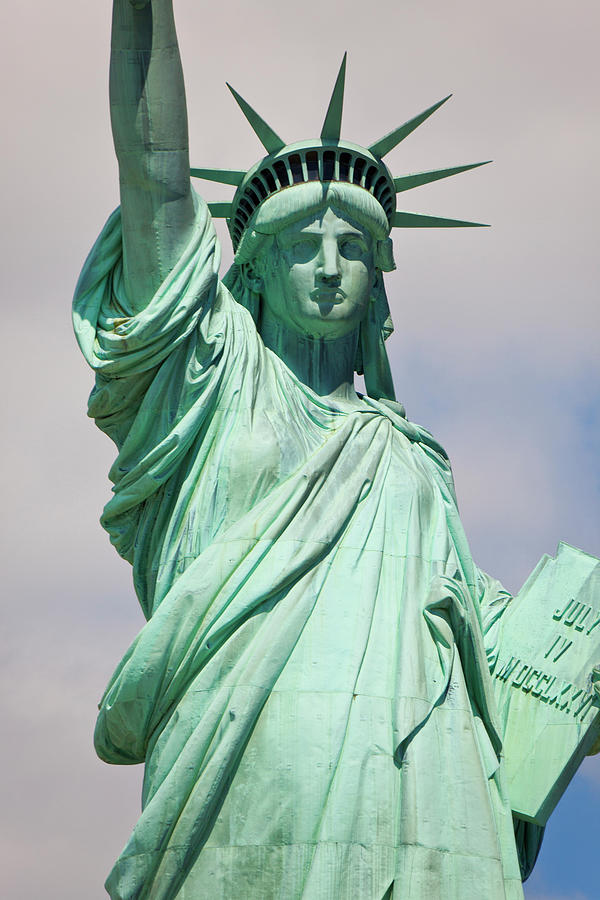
[73,197,536,899]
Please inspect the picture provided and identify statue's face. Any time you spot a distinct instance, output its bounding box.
[259,206,376,340]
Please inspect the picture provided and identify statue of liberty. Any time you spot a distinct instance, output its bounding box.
[73,1,599,897]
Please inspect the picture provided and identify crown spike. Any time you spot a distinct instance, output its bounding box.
[208,202,233,218]
[226,83,286,154]
[394,160,492,194]
[191,168,247,186]
[369,95,452,159]
[320,53,347,141]
[391,211,488,228]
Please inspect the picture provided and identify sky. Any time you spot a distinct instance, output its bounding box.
[1,1,599,897]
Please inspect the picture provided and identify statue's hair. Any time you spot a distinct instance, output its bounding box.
[234,181,396,272]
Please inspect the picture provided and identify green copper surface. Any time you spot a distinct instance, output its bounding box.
[190,167,246,186]
[320,53,347,140]
[393,160,492,193]
[74,3,600,898]
[368,94,452,158]
[226,82,286,153]
[391,210,488,227]
[493,542,600,825]
[207,201,233,218]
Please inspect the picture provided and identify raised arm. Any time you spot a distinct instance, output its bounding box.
[110,0,196,309]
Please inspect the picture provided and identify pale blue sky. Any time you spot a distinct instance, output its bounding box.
[1,1,598,897]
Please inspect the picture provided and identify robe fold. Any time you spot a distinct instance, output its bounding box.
[74,196,535,899]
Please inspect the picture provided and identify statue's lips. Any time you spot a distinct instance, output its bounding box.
[310,287,347,304]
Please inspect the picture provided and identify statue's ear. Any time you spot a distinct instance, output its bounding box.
[240,261,264,294]
[375,237,396,273]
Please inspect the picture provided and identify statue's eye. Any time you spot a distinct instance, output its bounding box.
[340,238,366,260]
[290,239,318,263]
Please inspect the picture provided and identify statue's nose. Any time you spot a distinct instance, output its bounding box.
[316,241,341,283]
[318,269,341,286]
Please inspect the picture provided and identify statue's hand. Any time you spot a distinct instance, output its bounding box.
[586,666,600,755]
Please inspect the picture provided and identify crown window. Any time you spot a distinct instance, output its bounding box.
[289,154,304,184]
[353,157,366,185]
[306,151,319,181]
[273,161,290,188]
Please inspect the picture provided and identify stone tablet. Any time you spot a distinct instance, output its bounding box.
[494,542,600,825]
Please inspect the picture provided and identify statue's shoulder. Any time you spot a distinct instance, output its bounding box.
[376,398,449,460]
[373,397,457,504]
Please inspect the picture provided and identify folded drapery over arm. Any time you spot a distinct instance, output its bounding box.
[72,196,258,591]
[477,568,513,672]
[73,194,221,381]
[73,194,224,445]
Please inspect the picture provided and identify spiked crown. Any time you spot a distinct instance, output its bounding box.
[192,55,489,251]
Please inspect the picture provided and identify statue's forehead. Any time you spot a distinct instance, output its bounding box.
[277,205,371,240]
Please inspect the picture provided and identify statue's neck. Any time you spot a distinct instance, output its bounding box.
[259,314,360,403]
